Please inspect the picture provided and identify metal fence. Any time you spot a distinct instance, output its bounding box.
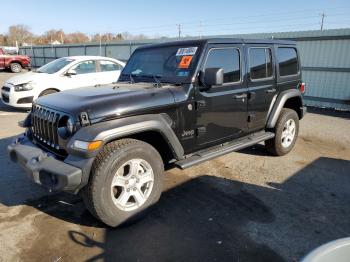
[20,28,350,110]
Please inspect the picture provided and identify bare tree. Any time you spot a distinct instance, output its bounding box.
[7,24,34,46]
[91,33,124,43]
[65,32,89,43]
[0,34,8,46]
[43,29,66,44]
[2,25,152,46]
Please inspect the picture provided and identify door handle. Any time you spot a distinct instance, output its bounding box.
[266,88,276,93]
[233,93,247,99]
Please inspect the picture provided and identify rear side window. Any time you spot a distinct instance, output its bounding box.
[278,47,298,76]
[204,48,240,83]
[100,60,122,72]
[249,48,273,80]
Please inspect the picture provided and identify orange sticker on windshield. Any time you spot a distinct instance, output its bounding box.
[178,56,193,69]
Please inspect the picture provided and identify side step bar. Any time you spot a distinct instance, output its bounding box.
[175,131,275,169]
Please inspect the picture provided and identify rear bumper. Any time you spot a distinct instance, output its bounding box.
[7,135,82,192]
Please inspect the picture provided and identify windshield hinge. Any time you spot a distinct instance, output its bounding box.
[79,112,90,126]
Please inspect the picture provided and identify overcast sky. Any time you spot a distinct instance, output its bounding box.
[1,0,350,37]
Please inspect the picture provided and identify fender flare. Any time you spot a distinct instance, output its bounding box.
[266,89,303,129]
[67,114,184,160]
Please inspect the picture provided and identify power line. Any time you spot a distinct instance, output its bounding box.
[107,12,350,35]
[83,5,350,34]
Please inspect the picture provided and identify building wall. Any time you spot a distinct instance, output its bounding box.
[20,28,350,110]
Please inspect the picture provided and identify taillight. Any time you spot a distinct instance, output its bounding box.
[298,83,305,94]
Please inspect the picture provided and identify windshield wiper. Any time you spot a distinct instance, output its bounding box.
[138,74,162,88]
[120,73,136,83]
[129,74,135,84]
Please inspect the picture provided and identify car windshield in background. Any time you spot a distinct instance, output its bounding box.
[120,45,200,84]
[37,58,74,74]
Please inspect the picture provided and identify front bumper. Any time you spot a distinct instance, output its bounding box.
[1,83,34,108]
[7,135,82,192]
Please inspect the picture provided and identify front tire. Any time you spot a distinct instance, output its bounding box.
[265,108,299,156]
[82,139,164,227]
[10,63,22,73]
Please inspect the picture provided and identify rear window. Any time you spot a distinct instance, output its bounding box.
[249,48,273,80]
[100,60,122,72]
[278,47,298,76]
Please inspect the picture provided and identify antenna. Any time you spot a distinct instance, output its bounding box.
[320,12,326,31]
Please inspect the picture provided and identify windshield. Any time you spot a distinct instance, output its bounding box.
[120,45,201,84]
[37,57,74,74]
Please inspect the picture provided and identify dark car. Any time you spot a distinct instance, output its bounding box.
[8,38,306,227]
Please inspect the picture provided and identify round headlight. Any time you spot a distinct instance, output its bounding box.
[58,116,75,139]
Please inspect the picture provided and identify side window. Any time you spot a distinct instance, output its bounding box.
[249,48,273,80]
[100,60,121,72]
[204,48,240,84]
[278,47,298,76]
[72,60,96,74]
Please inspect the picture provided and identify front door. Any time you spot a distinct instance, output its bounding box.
[60,60,100,90]
[196,44,248,146]
[246,45,277,131]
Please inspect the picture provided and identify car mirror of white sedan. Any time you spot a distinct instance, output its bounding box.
[65,69,77,76]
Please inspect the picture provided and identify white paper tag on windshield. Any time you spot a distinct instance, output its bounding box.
[176,47,198,56]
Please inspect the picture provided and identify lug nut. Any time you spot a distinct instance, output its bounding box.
[133,187,136,191]
[125,181,129,185]
[136,179,140,183]
[127,188,130,192]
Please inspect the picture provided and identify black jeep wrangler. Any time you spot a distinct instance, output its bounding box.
[8,39,306,227]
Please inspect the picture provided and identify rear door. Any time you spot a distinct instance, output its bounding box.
[195,44,248,146]
[246,45,276,131]
[97,60,124,84]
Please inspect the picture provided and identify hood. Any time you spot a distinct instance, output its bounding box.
[36,82,178,122]
[6,71,50,86]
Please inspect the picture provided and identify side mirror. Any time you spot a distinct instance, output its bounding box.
[65,69,77,76]
[201,68,224,89]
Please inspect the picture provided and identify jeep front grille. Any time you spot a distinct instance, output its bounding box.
[31,105,61,151]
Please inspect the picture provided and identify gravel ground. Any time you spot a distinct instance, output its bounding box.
[0,71,350,262]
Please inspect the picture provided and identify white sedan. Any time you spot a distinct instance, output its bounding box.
[1,56,125,108]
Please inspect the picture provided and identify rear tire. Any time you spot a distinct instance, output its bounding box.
[10,63,22,73]
[82,139,164,227]
[39,89,58,97]
[265,108,299,156]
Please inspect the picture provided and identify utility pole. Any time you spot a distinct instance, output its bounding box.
[199,21,202,39]
[320,12,326,31]
[177,24,182,38]
[99,32,102,56]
